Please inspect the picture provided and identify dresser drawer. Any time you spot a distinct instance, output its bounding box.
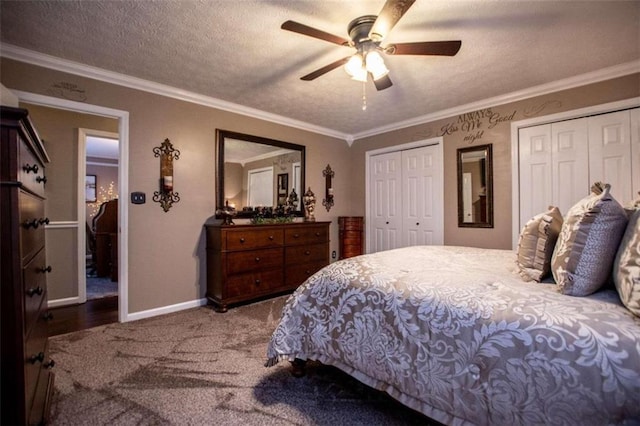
[23,248,47,335]
[285,243,328,265]
[24,307,49,413]
[19,139,46,197]
[19,190,45,264]
[225,228,283,250]
[227,248,283,275]
[225,269,284,298]
[284,225,328,245]
[285,260,328,287]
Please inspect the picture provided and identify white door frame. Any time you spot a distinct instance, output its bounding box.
[15,90,130,323]
[365,137,444,253]
[510,97,640,248]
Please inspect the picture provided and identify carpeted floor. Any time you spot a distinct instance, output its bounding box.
[49,295,434,425]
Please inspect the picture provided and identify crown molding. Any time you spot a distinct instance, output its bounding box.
[3,44,638,144]
[352,59,640,140]
[0,44,350,142]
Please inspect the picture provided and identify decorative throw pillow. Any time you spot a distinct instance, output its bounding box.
[516,206,563,282]
[551,183,628,296]
[613,196,640,316]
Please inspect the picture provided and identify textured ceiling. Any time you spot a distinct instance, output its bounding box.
[1,1,639,138]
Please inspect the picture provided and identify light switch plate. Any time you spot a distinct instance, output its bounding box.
[131,192,146,204]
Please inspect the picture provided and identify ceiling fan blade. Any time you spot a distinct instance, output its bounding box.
[369,0,416,42]
[372,74,393,91]
[281,20,350,46]
[387,41,462,56]
[301,57,350,81]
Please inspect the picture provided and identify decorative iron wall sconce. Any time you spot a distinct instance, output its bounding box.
[152,138,180,212]
[322,164,334,212]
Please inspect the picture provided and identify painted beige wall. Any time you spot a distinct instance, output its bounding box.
[350,74,640,249]
[1,58,352,314]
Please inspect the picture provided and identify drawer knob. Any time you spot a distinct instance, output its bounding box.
[28,352,45,364]
[315,232,320,237]
[255,279,261,285]
[44,359,56,369]
[268,235,274,240]
[239,237,245,243]
[23,163,39,174]
[36,175,47,184]
[255,257,260,262]
[43,311,54,321]
[293,233,300,238]
[305,250,311,255]
[26,286,44,297]
[40,265,53,273]
[23,218,40,229]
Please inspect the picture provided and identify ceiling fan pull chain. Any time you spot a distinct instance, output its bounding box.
[362,81,367,111]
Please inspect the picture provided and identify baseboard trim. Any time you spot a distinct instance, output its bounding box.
[125,298,208,322]
[48,296,80,308]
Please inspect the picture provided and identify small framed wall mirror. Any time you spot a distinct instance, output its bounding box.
[457,144,493,228]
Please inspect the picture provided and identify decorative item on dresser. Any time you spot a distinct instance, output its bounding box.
[338,216,364,259]
[205,221,330,312]
[1,106,55,425]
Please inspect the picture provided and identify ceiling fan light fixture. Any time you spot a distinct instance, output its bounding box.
[365,50,389,81]
[345,54,368,82]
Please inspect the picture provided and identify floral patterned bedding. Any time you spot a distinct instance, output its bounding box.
[266,246,640,425]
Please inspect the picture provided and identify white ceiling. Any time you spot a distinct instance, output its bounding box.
[1,1,639,139]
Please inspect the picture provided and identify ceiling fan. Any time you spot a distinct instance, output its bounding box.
[281,0,462,91]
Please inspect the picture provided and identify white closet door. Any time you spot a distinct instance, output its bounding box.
[518,125,553,226]
[552,118,590,215]
[402,145,443,246]
[631,108,640,198]
[588,110,632,203]
[369,151,403,252]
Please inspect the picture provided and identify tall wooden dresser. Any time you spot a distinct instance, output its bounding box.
[1,106,55,425]
[205,221,330,312]
[338,216,364,259]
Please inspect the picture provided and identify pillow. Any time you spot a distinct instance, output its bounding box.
[516,206,563,282]
[551,183,628,296]
[613,196,640,316]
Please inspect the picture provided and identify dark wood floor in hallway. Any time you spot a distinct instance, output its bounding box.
[49,296,119,336]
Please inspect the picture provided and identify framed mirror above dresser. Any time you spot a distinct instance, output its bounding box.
[215,130,305,218]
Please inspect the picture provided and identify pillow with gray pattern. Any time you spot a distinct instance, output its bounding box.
[551,183,628,296]
[613,196,640,316]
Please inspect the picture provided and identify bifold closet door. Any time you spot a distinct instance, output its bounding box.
[402,145,442,246]
[370,151,403,252]
[588,110,633,203]
[518,107,639,231]
[369,144,443,253]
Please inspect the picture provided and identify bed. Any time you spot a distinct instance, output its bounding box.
[266,245,640,425]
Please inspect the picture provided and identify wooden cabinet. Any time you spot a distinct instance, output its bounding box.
[339,216,364,259]
[205,222,330,312]
[1,106,54,425]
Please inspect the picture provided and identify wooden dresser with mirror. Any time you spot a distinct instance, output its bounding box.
[1,106,55,425]
[205,222,330,312]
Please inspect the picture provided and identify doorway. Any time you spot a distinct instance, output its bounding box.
[82,131,119,302]
[16,90,130,323]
